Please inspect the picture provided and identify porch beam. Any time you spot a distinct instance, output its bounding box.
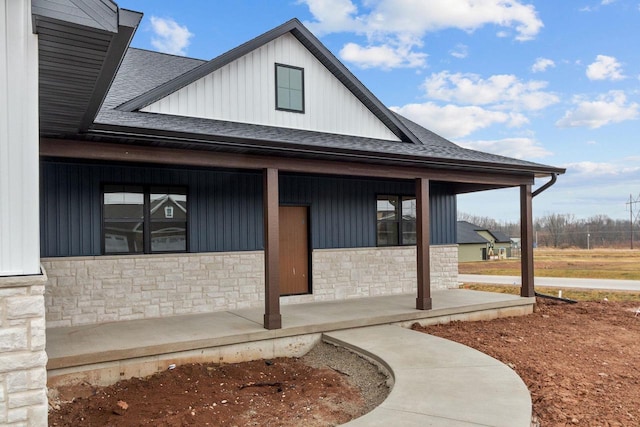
[520,184,535,297]
[263,168,282,329]
[40,138,535,187]
[416,177,432,310]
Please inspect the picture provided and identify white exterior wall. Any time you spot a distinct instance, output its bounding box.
[0,0,40,276]
[0,2,48,425]
[142,33,401,141]
[43,246,458,327]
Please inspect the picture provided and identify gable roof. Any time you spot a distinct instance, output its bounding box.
[92,48,564,177]
[457,221,511,244]
[116,19,421,145]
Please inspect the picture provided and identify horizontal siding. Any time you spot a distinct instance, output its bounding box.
[41,162,456,257]
[142,33,401,141]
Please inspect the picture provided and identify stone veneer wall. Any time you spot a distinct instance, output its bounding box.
[0,273,48,426]
[285,244,458,304]
[43,245,458,327]
[42,252,266,329]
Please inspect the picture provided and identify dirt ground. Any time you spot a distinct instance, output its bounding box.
[49,298,640,426]
[414,299,640,426]
[48,342,390,427]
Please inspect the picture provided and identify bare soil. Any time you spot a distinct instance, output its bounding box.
[49,298,640,426]
[413,299,640,426]
[48,342,390,427]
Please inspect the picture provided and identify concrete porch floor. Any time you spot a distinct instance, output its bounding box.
[47,289,534,374]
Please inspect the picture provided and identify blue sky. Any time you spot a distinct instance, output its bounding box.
[117,0,640,222]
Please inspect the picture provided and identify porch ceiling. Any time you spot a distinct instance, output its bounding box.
[32,0,141,137]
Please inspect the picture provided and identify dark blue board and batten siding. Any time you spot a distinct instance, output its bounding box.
[40,161,457,257]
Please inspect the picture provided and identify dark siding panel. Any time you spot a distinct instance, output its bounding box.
[280,176,456,248]
[41,161,263,257]
[41,162,456,257]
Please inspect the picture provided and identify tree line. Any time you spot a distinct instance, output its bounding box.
[458,212,640,249]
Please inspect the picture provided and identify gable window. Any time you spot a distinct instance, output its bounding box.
[103,185,187,254]
[275,63,304,113]
[376,195,416,246]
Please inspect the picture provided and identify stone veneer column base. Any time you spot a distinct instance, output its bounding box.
[0,271,48,427]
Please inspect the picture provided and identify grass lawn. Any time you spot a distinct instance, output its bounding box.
[459,248,640,280]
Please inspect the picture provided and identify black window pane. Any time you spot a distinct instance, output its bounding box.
[377,195,398,220]
[104,221,144,253]
[104,186,144,219]
[377,221,398,246]
[150,190,187,221]
[402,197,416,220]
[402,220,417,245]
[151,222,187,252]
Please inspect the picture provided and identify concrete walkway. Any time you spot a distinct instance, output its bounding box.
[330,325,532,427]
[460,274,640,291]
[46,290,535,426]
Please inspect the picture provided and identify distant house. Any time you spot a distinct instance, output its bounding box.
[457,221,513,262]
[0,1,565,422]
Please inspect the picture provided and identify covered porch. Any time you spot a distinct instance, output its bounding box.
[47,288,535,385]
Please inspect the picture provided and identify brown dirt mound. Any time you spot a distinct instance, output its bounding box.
[48,342,389,427]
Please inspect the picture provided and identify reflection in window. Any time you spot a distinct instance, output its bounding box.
[103,185,187,254]
[376,195,417,246]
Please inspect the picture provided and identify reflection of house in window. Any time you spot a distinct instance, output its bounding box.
[376,195,416,246]
[103,185,187,254]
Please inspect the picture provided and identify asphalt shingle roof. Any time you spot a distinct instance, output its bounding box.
[95,48,564,175]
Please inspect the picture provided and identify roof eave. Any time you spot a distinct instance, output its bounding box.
[86,123,565,177]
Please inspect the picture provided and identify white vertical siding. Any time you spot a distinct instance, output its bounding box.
[142,33,401,141]
[0,0,40,276]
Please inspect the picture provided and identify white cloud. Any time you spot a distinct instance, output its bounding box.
[150,16,193,56]
[563,161,620,176]
[458,137,552,159]
[339,42,427,69]
[450,44,468,59]
[301,0,543,69]
[531,57,555,73]
[422,71,559,111]
[556,91,639,128]
[391,103,527,139]
[586,55,625,81]
[601,0,617,4]
[300,0,363,35]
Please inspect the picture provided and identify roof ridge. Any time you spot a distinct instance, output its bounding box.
[115,18,422,145]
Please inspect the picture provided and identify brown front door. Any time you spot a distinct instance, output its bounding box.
[279,206,310,295]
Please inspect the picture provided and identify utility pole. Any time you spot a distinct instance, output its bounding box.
[627,194,640,249]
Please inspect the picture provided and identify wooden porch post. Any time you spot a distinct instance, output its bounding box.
[520,184,535,297]
[416,178,432,310]
[263,168,282,329]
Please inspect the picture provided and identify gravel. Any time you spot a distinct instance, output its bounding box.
[302,340,392,415]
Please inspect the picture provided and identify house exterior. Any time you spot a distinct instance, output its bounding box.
[0,0,565,424]
[457,221,513,262]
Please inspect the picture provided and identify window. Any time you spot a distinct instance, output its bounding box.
[275,63,304,113]
[103,185,187,254]
[376,195,416,246]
